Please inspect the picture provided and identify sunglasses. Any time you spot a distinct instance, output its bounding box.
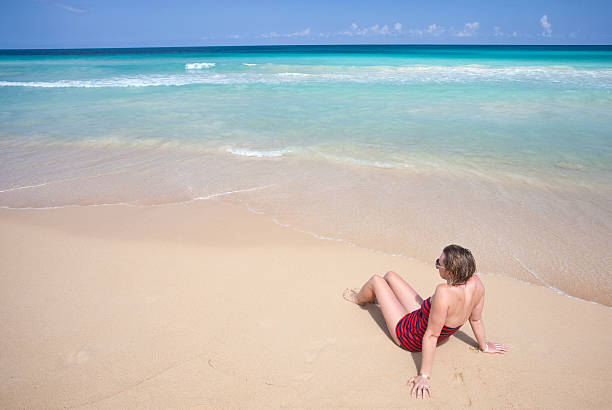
[435,258,445,269]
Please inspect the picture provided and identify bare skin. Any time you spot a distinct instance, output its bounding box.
[344,251,508,399]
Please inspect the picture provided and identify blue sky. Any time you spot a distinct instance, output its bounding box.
[1,0,611,48]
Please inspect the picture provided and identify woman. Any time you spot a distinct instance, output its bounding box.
[343,244,507,399]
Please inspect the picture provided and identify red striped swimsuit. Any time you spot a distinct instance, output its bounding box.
[395,297,461,352]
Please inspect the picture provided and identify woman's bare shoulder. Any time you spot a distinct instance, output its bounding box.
[471,274,485,291]
[468,275,485,302]
[432,283,455,302]
[434,282,453,293]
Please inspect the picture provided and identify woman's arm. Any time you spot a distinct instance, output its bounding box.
[469,287,508,354]
[421,287,450,375]
[469,293,488,350]
[408,286,450,398]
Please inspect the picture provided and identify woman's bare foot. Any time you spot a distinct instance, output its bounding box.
[343,288,364,305]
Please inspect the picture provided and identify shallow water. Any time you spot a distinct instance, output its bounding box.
[1,45,611,305]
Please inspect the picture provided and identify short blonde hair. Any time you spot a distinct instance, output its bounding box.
[443,244,476,285]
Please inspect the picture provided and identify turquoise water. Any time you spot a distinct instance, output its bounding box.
[1,45,611,305]
[1,46,611,180]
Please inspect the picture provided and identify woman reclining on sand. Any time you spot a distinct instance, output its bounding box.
[343,244,507,399]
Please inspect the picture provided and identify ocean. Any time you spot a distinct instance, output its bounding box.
[1,45,611,305]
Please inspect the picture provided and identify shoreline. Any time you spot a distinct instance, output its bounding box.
[1,199,611,408]
[2,197,610,309]
[1,188,611,309]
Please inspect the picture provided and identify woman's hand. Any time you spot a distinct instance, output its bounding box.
[407,375,431,399]
[483,341,508,354]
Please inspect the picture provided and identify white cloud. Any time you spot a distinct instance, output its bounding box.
[455,21,479,37]
[339,23,363,36]
[540,15,552,37]
[409,28,424,37]
[261,31,279,38]
[405,23,448,37]
[261,28,311,38]
[493,26,520,38]
[228,34,241,39]
[53,2,86,13]
[426,24,444,36]
[493,26,521,38]
[288,27,311,37]
[339,23,396,37]
[368,24,395,35]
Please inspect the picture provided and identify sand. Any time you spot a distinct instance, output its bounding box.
[0,199,611,409]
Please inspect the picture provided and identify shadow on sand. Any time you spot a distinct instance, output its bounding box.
[363,303,479,371]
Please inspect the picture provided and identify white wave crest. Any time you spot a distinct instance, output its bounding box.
[242,63,257,66]
[2,65,611,89]
[226,147,293,158]
[185,62,216,70]
[0,75,224,88]
[277,72,312,77]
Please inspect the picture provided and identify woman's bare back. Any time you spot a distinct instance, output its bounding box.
[433,275,485,328]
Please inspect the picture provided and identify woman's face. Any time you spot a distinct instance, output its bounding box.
[437,252,449,280]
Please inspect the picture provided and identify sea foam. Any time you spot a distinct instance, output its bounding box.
[225,147,293,158]
[185,62,216,70]
[1,65,611,88]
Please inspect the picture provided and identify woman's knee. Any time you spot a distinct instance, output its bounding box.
[368,274,390,290]
[384,271,398,281]
[369,274,384,284]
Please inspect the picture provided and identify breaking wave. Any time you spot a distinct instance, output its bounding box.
[185,62,215,70]
[1,65,611,88]
[225,147,293,158]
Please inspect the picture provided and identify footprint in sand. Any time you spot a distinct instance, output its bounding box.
[342,288,360,304]
[452,369,474,406]
[67,350,91,365]
[453,370,465,384]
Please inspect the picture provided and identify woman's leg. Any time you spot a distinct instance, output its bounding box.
[345,274,408,345]
[383,271,424,313]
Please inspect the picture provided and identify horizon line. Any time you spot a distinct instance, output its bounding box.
[1,43,611,52]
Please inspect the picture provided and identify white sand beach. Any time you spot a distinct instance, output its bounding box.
[1,199,610,408]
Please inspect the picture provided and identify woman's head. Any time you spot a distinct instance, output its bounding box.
[438,244,476,285]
